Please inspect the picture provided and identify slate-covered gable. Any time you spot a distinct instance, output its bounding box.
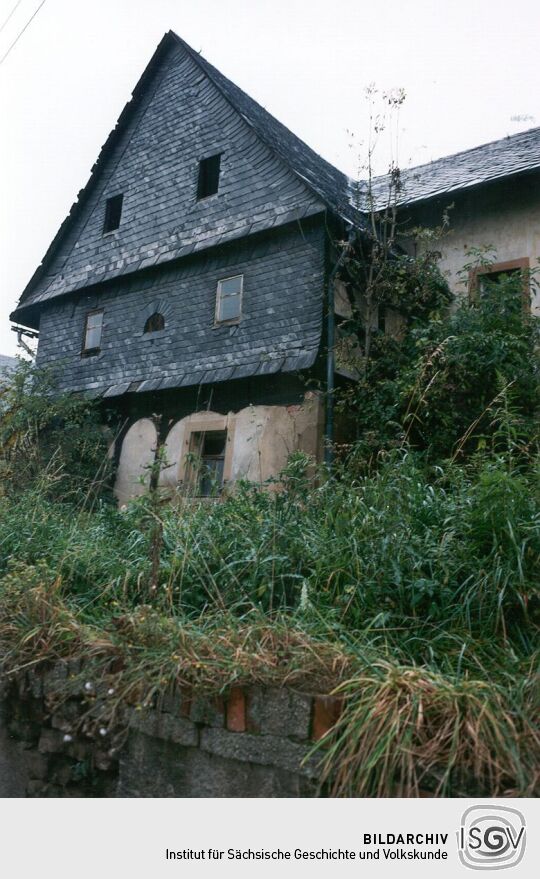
[13,36,325,326]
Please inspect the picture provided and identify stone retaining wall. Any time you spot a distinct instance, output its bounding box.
[0,662,342,797]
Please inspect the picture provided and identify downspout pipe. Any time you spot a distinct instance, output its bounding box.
[324,225,356,468]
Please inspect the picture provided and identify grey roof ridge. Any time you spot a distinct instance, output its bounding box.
[392,125,540,177]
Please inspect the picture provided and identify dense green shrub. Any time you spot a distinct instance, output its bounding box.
[0,361,115,500]
[338,269,540,459]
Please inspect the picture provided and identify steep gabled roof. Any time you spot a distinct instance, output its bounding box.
[369,126,540,209]
[169,33,358,226]
[11,31,359,327]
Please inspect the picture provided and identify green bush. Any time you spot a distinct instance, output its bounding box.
[339,269,540,460]
[0,361,115,500]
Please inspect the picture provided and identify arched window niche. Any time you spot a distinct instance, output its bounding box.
[144,312,165,334]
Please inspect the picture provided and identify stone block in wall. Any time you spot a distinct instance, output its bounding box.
[38,728,66,755]
[189,693,225,728]
[157,684,187,715]
[0,702,28,796]
[24,750,49,781]
[199,727,319,777]
[26,779,46,797]
[42,661,69,697]
[117,731,316,798]
[49,758,75,786]
[128,707,198,747]
[51,699,84,733]
[246,687,312,739]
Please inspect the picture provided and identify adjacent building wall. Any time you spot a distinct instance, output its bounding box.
[407,172,540,314]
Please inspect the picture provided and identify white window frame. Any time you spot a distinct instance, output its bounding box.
[215,274,243,325]
[82,309,104,355]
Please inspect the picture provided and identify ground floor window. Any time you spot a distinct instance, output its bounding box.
[470,257,530,311]
[188,429,227,496]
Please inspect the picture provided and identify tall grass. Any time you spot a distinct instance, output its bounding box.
[0,448,538,795]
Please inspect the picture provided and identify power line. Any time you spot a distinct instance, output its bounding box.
[0,0,24,35]
[0,0,47,68]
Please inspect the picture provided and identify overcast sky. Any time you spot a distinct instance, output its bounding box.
[1,0,539,355]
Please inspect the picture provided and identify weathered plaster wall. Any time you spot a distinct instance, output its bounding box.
[114,392,323,505]
[0,664,341,798]
[409,173,540,314]
[114,417,158,503]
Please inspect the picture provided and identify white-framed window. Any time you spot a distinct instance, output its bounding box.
[215,275,243,324]
[82,309,104,355]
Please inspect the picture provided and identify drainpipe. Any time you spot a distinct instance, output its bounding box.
[324,226,356,468]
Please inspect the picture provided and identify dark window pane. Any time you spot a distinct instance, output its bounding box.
[103,194,123,233]
[199,457,225,497]
[197,154,221,199]
[144,312,165,333]
[202,431,227,457]
[190,430,227,496]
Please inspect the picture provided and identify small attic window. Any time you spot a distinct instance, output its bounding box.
[103,194,123,233]
[197,154,221,199]
[144,312,165,334]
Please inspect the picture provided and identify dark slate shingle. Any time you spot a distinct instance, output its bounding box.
[368,126,540,208]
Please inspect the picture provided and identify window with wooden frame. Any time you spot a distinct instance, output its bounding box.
[215,275,243,324]
[82,310,104,356]
[188,430,227,497]
[469,258,531,311]
[179,416,235,497]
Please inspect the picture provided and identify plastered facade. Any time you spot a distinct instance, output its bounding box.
[114,392,324,506]
[409,173,540,314]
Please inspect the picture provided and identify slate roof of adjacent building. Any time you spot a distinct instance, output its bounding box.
[368,126,540,208]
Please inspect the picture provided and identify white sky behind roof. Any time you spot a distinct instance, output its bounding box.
[1,0,539,355]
